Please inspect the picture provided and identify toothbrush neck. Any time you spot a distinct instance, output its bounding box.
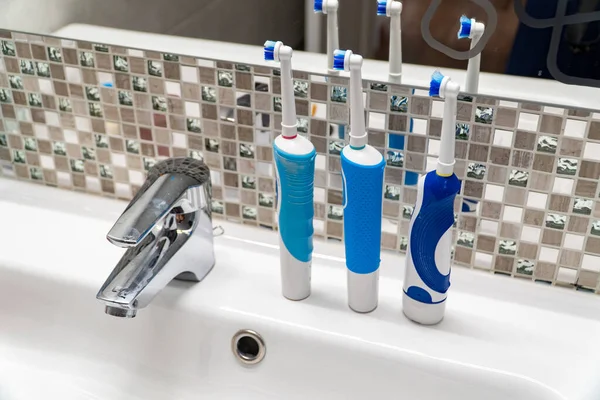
[280,58,297,139]
[437,92,458,176]
[388,11,402,83]
[349,65,366,149]
[326,10,340,73]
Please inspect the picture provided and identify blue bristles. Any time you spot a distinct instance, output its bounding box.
[377,0,388,15]
[263,40,277,61]
[429,70,445,97]
[314,0,324,12]
[458,15,472,39]
[332,49,347,71]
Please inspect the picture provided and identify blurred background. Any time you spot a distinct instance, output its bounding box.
[2,0,600,85]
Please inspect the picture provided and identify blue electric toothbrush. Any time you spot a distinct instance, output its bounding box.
[314,0,340,74]
[333,49,386,313]
[264,40,317,301]
[458,15,485,93]
[403,70,461,325]
[377,0,403,83]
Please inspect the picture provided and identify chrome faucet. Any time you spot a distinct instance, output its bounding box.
[97,158,215,318]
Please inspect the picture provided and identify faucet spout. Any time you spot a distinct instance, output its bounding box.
[97,158,215,317]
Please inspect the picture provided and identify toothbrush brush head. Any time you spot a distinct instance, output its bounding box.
[263,40,278,61]
[429,70,446,98]
[314,0,324,12]
[458,15,472,39]
[377,0,389,16]
[333,49,351,71]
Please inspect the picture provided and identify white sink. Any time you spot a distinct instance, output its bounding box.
[1,178,600,400]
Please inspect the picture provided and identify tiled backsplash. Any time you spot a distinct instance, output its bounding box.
[1,31,600,294]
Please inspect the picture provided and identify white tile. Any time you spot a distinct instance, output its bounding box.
[543,106,564,115]
[526,191,548,209]
[4,120,18,133]
[75,117,91,132]
[15,107,31,122]
[165,81,181,97]
[56,171,71,187]
[552,177,574,194]
[582,254,600,272]
[412,119,428,135]
[382,218,396,234]
[38,79,54,95]
[428,138,440,156]
[480,219,498,235]
[474,252,493,269]
[185,102,201,118]
[97,72,114,86]
[314,187,326,203]
[127,49,145,57]
[539,247,559,263]
[520,226,540,243]
[45,111,60,127]
[313,219,325,234]
[311,102,327,119]
[502,206,523,223]
[112,153,126,167]
[493,129,514,147]
[583,142,600,160]
[517,112,539,131]
[224,187,240,202]
[310,74,327,83]
[255,130,271,146]
[128,170,145,186]
[257,161,273,177]
[85,176,101,192]
[426,156,437,172]
[61,39,76,47]
[484,184,504,201]
[197,59,215,68]
[210,170,221,185]
[105,122,121,136]
[0,58,5,73]
[368,112,386,130]
[431,100,444,118]
[181,65,198,83]
[564,119,587,138]
[33,124,49,139]
[557,267,577,284]
[115,182,132,199]
[63,129,79,144]
[65,66,82,84]
[413,89,429,97]
[564,233,585,250]
[39,155,55,170]
[593,113,600,120]
[315,154,326,170]
[172,132,187,148]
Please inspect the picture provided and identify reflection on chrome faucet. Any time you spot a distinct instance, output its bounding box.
[97,158,215,318]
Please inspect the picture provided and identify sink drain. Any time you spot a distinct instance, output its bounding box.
[231,329,266,365]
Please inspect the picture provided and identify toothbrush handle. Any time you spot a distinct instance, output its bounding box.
[404,171,461,306]
[341,153,385,275]
[274,145,316,301]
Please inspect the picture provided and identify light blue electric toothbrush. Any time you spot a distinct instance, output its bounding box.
[403,70,461,325]
[333,49,386,313]
[264,40,317,301]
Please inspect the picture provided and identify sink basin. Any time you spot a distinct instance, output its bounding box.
[1,178,600,400]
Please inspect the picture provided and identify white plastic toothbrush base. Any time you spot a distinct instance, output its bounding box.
[402,292,447,325]
[347,269,379,313]
[280,236,311,301]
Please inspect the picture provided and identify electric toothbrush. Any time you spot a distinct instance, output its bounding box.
[333,49,385,313]
[458,15,485,93]
[377,0,403,83]
[264,40,317,301]
[403,71,461,325]
[314,0,340,74]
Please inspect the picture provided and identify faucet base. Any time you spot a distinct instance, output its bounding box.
[105,305,137,318]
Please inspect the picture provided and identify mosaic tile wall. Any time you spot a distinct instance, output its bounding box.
[1,31,600,294]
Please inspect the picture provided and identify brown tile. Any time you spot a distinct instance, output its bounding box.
[8,135,23,149]
[407,136,426,152]
[575,179,597,197]
[19,122,34,136]
[199,67,215,84]
[311,119,327,136]
[95,53,112,70]
[586,237,600,254]
[30,44,47,60]
[126,154,142,169]
[54,81,68,96]
[405,152,425,171]
[129,57,145,75]
[234,72,252,90]
[326,221,343,238]
[529,172,552,191]
[164,62,180,80]
[153,113,167,127]
[559,138,583,157]
[237,109,253,126]
[505,187,526,205]
[534,262,556,280]
[457,103,472,121]
[560,249,581,267]
[30,108,45,123]
[26,152,40,166]
[237,126,253,142]
[82,68,97,85]
[495,256,514,273]
[388,114,407,131]
[385,168,403,185]
[542,229,563,246]
[549,194,571,212]
[182,83,200,100]
[4,57,19,73]
[477,235,496,252]
[62,48,78,65]
[311,83,328,101]
[481,201,501,219]
[219,88,235,106]
[204,120,219,136]
[148,77,164,95]
[579,161,600,179]
[141,143,155,157]
[12,91,27,105]
[121,124,137,139]
[1,104,15,118]
[518,243,538,259]
[463,181,483,198]
[328,190,343,205]
[568,215,589,233]
[471,125,491,143]
[540,115,563,134]
[457,215,477,233]
[168,115,185,131]
[14,164,29,179]
[38,140,52,154]
[429,119,442,137]
[295,99,309,116]
[454,247,472,264]
[589,121,600,140]
[69,84,84,98]
[511,150,532,168]
[454,142,467,159]
[500,223,520,239]
[383,201,399,218]
[54,156,69,172]
[224,172,239,187]
[43,170,57,185]
[489,147,510,165]
[15,42,31,58]
[524,209,545,226]
[577,270,599,288]
[272,77,280,95]
[513,131,536,150]
[495,108,517,128]
[257,146,273,162]
[403,187,418,205]
[532,154,555,172]
[109,137,124,152]
[410,97,430,116]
